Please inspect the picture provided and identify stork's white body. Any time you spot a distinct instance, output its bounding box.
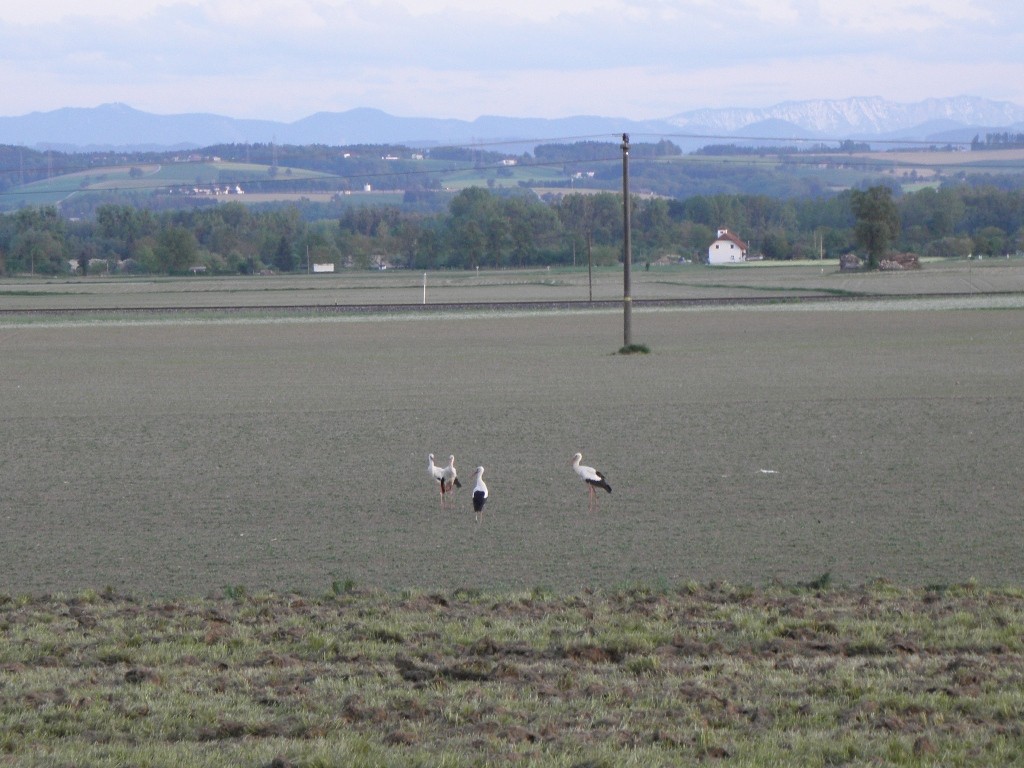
[572,452,612,511]
[428,453,450,507]
[471,466,488,522]
[441,454,461,496]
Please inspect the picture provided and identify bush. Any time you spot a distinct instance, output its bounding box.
[618,343,650,355]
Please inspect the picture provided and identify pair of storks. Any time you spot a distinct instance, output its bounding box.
[428,451,611,516]
[428,453,487,520]
[427,454,470,510]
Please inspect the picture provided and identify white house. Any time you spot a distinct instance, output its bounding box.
[708,228,748,264]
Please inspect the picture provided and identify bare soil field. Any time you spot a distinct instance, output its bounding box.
[2,287,1022,596]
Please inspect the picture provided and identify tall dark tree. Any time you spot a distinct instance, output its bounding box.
[850,186,900,268]
[448,188,498,268]
[155,226,198,273]
[272,235,297,272]
[10,207,66,274]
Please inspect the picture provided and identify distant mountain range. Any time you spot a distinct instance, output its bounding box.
[667,96,1024,138]
[2,96,1023,153]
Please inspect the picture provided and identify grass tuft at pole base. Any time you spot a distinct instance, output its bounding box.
[618,343,650,355]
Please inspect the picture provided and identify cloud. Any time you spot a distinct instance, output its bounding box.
[819,0,995,31]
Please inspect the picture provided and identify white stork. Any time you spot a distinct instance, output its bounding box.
[427,453,449,508]
[442,454,462,499]
[571,452,612,511]
[470,466,488,522]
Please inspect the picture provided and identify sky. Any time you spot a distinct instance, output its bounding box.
[1,0,1022,122]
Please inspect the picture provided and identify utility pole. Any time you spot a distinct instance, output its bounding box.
[621,133,633,347]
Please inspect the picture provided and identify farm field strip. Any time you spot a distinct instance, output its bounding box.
[2,293,1024,332]
[3,259,1024,312]
[2,300,1022,596]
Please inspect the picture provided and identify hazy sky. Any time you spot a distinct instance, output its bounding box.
[1,0,1022,121]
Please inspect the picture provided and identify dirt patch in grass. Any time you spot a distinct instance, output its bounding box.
[1,583,1023,766]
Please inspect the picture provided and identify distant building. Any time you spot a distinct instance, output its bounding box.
[708,228,748,264]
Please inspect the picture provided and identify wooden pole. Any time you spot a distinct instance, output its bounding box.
[621,133,632,347]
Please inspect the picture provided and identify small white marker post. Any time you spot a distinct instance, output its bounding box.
[423,272,427,304]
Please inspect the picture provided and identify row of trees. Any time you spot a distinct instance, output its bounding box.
[971,133,1024,150]
[1,183,1021,276]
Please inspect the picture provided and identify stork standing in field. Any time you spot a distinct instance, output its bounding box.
[470,466,488,523]
[427,453,449,508]
[572,452,612,511]
[442,454,462,500]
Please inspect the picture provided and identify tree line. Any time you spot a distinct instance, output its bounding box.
[971,133,1024,150]
[1,182,1022,276]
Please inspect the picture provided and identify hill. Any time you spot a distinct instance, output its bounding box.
[2,96,1023,152]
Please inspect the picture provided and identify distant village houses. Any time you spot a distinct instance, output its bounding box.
[708,228,748,264]
[181,185,245,197]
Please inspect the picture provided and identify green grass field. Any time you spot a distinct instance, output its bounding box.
[3,156,549,208]
[3,582,1024,767]
[659,147,1024,193]
[440,164,568,190]
[4,160,333,207]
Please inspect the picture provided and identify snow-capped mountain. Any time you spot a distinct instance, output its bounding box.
[667,96,1024,137]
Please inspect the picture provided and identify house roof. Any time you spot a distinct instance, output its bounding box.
[712,230,748,250]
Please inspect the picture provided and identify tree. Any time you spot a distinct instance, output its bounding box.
[556,192,623,283]
[9,206,66,274]
[155,226,198,273]
[760,229,791,260]
[393,218,427,269]
[13,229,65,274]
[272,235,297,272]
[923,236,973,259]
[450,219,485,270]
[973,226,1006,256]
[502,196,561,267]
[95,204,156,262]
[897,187,963,242]
[634,197,675,254]
[850,186,900,268]
[448,188,499,268]
[482,214,508,268]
